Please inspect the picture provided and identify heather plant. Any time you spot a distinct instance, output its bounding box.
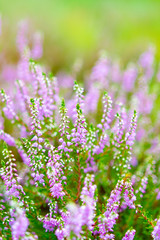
[0,20,160,240]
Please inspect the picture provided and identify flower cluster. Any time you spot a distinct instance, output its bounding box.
[122,229,136,240]
[152,219,160,240]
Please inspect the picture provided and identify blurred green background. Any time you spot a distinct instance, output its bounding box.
[0,0,160,72]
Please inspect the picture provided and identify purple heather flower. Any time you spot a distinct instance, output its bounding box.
[47,147,65,199]
[31,172,45,184]
[64,203,83,238]
[135,177,148,198]
[123,181,136,209]
[71,93,87,148]
[1,146,25,200]
[93,92,112,154]
[113,112,125,147]
[0,89,17,120]
[122,229,136,240]
[98,180,124,239]
[11,210,29,240]
[130,156,138,167]
[57,73,74,88]
[139,48,154,69]
[139,47,154,80]
[42,215,59,232]
[90,55,110,87]
[84,85,100,113]
[31,64,57,117]
[31,32,43,59]
[136,128,145,142]
[123,65,137,92]
[125,110,137,147]
[58,99,72,155]
[55,228,66,240]
[17,48,32,83]
[100,92,112,131]
[0,130,15,146]
[40,201,61,233]
[85,125,98,172]
[16,20,28,54]
[1,64,17,82]
[73,81,85,111]
[80,174,96,230]
[148,137,160,156]
[136,90,154,115]
[152,219,160,240]
[110,61,121,83]
[15,80,29,113]
[50,183,64,198]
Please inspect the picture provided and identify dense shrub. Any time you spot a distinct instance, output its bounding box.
[0,20,160,240]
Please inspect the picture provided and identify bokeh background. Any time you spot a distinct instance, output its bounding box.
[0,0,160,74]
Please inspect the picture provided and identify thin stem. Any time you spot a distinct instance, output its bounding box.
[135,205,155,228]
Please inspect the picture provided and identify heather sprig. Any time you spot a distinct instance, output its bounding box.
[47,145,65,199]
[0,143,25,201]
[93,92,112,155]
[58,98,71,157]
[0,89,17,120]
[98,179,124,239]
[122,229,136,240]
[152,219,160,240]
